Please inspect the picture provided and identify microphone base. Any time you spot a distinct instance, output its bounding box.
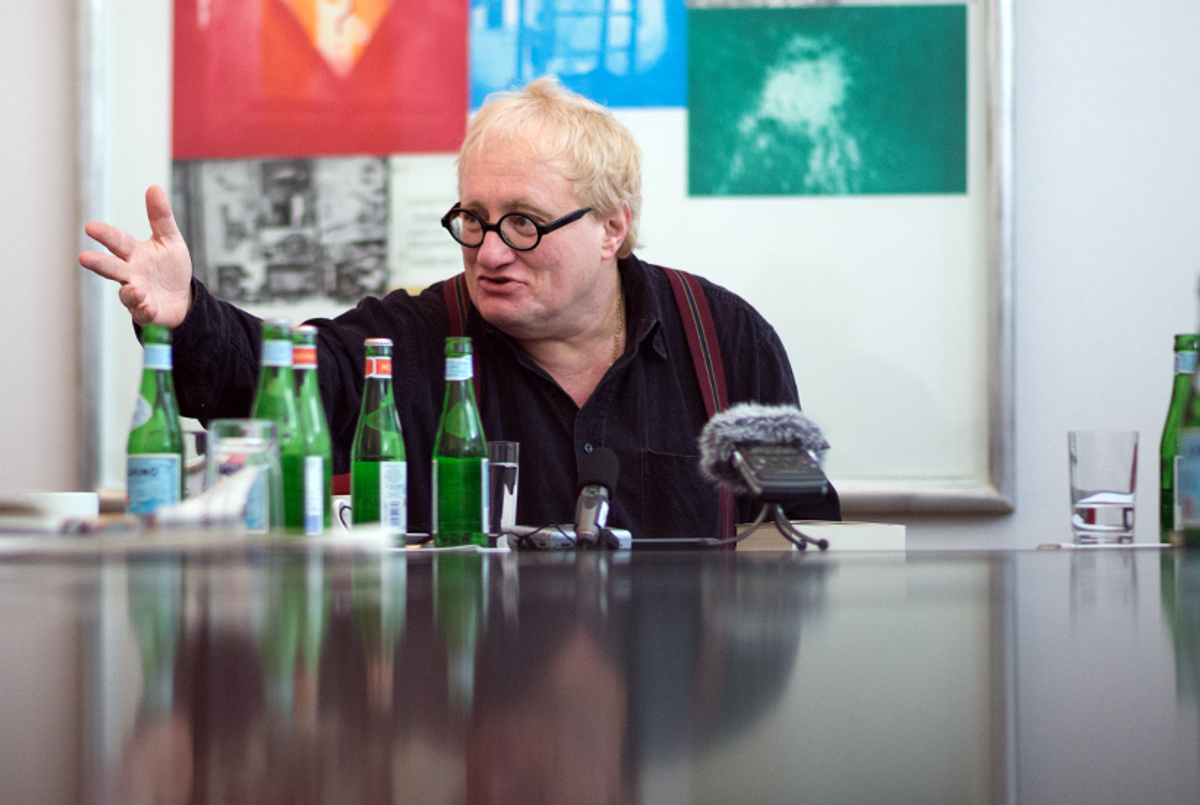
[508,525,632,550]
[577,527,623,551]
[733,503,830,551]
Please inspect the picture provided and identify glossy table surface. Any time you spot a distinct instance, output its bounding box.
[1,537,1199,804]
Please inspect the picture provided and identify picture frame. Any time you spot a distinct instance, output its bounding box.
[77,0,1013,516]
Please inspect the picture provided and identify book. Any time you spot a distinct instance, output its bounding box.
[735,520,906,552]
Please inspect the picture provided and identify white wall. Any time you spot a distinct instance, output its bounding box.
[4,0,1199,548]
[905,0,1200,548]
[0,0,79,493]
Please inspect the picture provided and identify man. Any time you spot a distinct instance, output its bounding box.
[80,77,840,538]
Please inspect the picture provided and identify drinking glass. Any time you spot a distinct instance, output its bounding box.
[206,419,284,533]
[487,441,520,535]
[1069,430,1138,543]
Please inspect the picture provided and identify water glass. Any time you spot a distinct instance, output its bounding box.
[488,441,520,535]
[205,419,284,533]
[1068,430,1138,543]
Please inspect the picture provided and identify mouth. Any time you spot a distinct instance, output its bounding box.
[477,275,521,292]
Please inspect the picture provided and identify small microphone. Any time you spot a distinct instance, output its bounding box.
[574,447,619,547]
[698,403,832,550]
[699,403,829,494]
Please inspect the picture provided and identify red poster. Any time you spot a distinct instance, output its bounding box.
[173,0,467,158]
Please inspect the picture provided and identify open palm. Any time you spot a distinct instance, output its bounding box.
[79,185,194,328]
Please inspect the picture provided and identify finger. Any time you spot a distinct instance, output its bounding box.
[119,285,145,311]
[145,185,183,242]
[131,303,155,327]
[79,250,131,284]
[84,221,140,262]
[140,300,159,323]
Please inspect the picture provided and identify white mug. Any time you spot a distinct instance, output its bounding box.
[333,495,353,532]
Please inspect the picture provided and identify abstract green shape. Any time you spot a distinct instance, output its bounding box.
[688,5,968,196]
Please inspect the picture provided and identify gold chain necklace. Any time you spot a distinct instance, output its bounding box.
[611,279,624,366]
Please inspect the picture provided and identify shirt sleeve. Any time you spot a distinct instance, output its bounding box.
[169,278,264,422]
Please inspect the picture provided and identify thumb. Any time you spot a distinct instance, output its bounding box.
[144,185,183,242]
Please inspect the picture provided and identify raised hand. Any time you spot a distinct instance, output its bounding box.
[79,185,195,328]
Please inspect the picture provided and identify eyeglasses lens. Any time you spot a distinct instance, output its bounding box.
[446,211,540,250]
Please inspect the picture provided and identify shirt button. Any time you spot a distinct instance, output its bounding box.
[584,443,594,453]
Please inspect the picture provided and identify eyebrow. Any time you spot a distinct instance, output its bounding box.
[459,196,556,221]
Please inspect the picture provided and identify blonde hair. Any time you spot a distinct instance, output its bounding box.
[457,77,643,258]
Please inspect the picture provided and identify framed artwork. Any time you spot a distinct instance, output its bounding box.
[78,0,1013,516]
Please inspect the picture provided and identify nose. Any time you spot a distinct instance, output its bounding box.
[475,228,515,269]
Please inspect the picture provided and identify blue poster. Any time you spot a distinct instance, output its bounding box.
[469,0,687,109]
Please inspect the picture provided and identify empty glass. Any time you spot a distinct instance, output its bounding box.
[206,419,284,533]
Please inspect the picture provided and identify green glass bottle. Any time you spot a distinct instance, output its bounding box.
[251,318,303,533]
[1177,282,1200,546]
[292,325,333,534]
[126,324,185,519]
[1162,334,1200,540]
[350,338,407,535]
[432,337,488,547]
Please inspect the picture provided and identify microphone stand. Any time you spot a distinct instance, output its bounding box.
[736,502,829,551]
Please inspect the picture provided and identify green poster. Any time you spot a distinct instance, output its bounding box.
[688,5,967,196]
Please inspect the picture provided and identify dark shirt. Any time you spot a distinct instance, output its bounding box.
[171,254,841,538]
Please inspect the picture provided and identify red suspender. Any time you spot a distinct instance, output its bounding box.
[443,274,482,401]
[661,267,735,542]
[442,268,734,541]
[661,268,729,412]
[444,273,471,338]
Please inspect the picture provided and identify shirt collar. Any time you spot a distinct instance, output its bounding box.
[618,254,669,360]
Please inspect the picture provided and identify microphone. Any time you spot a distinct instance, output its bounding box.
[699,403,829,497]
[574,447,619,548]
[698,403,831,549]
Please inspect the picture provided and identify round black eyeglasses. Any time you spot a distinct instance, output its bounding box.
[441,206,592,251]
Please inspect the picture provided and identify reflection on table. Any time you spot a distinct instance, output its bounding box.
[2,539,1200,804]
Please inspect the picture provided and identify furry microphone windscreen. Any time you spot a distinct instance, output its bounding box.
[698,403,829,490]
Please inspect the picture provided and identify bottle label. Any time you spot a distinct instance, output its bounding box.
[445,355,473,382]
[365,357,392,378]
[143,343,172,371]
[127,454,181,515]
[1177,351,1198,375]
[379,460,407,534]
[261,339,293,367]
[481,458,490,532]
[294,345,317,368]
[304,456,325,535]
[1175,454,1185,531]
[130,396,153,429]
[1177,430,1200,529]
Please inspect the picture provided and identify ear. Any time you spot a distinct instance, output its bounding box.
[598,202,631,261]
